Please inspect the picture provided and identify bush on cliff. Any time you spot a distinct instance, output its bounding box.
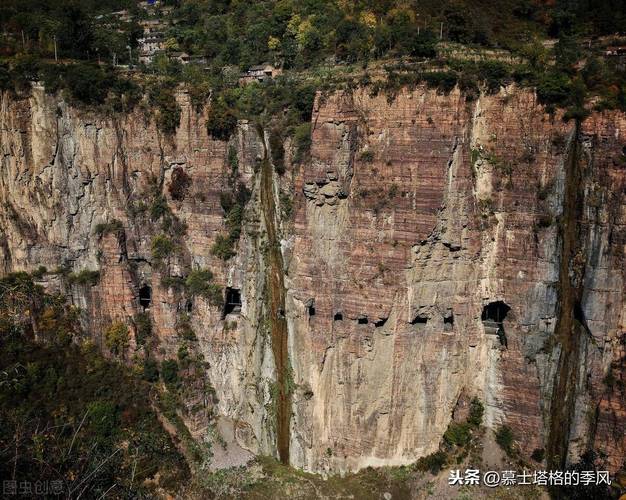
[495,424,515,456]
[134,312,152,346]
[151,234,175,263]
[185,269,223,306]
[104,321,130,356]
[67,269,100,286]
[148,84,181,134]
[206,98,237,140]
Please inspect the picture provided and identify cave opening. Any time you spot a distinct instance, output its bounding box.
[139,285,152,310]
[444,313,454,332]
[481,301,510,323]
[358,316,368,325]
[334,312,343,321]
[223,287,242,317]
[410,314,428,325]
[374,317,388,327]
[308,305,316,316]
[481,301,510,346]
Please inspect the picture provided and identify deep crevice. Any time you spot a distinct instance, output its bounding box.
[547,122,587,475]
[259,133,291,465]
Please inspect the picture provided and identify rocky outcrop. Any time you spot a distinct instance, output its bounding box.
[0,83,624,474]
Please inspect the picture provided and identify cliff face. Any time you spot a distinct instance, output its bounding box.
[0,84,624,474]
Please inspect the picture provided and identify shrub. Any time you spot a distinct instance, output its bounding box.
[67,269,100,286]
[94,219,123,237]
[228,145,239,173]
[211,234,236,260]
[64,63,113,105]
[0,63,10,91]
[495,425,515,456]
[168,167,192,201]
[151,234,174,262]
[359,150,374,162]
[292,122,312,164]
[149,85,181,134]
[478,60,510,92]
[176,313,197,341]
[104,322,130,356]
[32,266,47,280]
[406,31,437,58]
[537,71,571,106]
[134,312,152,346]
[185,269,222,306]
[280,191,293,219]
[423,71,458,93]
[143,359,159,382]
[444,422,472,447]
[211,186,249,261]
[161,359,179,385]
[468,397,484,427]
[225,204,244,240]
[150,193,170,221]
[206,98,237,140]
[269,128,286,174]
[87,400,118,443]
[414,450,447,475]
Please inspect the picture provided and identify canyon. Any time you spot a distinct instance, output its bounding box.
[0,83,624,475]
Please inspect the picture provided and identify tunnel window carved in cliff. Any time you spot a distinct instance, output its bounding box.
[481,301,510,346]
[481,301,510,323]
[358,316,368,325]
[223,288,241,317]
[139,285,152,310]
[334,312,343,321]
[410,314,428,326]
[444,312,454,332]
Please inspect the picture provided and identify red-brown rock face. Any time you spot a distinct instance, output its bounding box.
[0,83,624,474]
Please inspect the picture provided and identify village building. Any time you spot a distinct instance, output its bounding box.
[239,63,282,84]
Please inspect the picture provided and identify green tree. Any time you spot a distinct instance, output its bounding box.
[104,321,130,356]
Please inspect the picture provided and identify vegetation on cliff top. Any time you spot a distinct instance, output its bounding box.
[1,1,625,137]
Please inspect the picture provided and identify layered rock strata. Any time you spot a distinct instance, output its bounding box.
[0,83,624,473]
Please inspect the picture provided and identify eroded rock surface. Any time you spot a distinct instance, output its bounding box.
[0,84,624,473]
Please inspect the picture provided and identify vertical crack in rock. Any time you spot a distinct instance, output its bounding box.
[547,121,587,471]
[259,133,291,464]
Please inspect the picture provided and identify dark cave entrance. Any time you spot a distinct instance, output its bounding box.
[374,317,388,327]
[357,316,368,325]
[333,311,343,321]
[481,301,510,323]
[139,285,152,310]
[223,288,242,317]
[444,312,454,332]
[481,301,511,347]
[410,314,428,326]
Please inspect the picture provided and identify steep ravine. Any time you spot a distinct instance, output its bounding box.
[546,122,587,471]
[259,136,291,464]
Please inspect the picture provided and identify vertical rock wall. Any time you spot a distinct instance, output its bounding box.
[0,84,624,473]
